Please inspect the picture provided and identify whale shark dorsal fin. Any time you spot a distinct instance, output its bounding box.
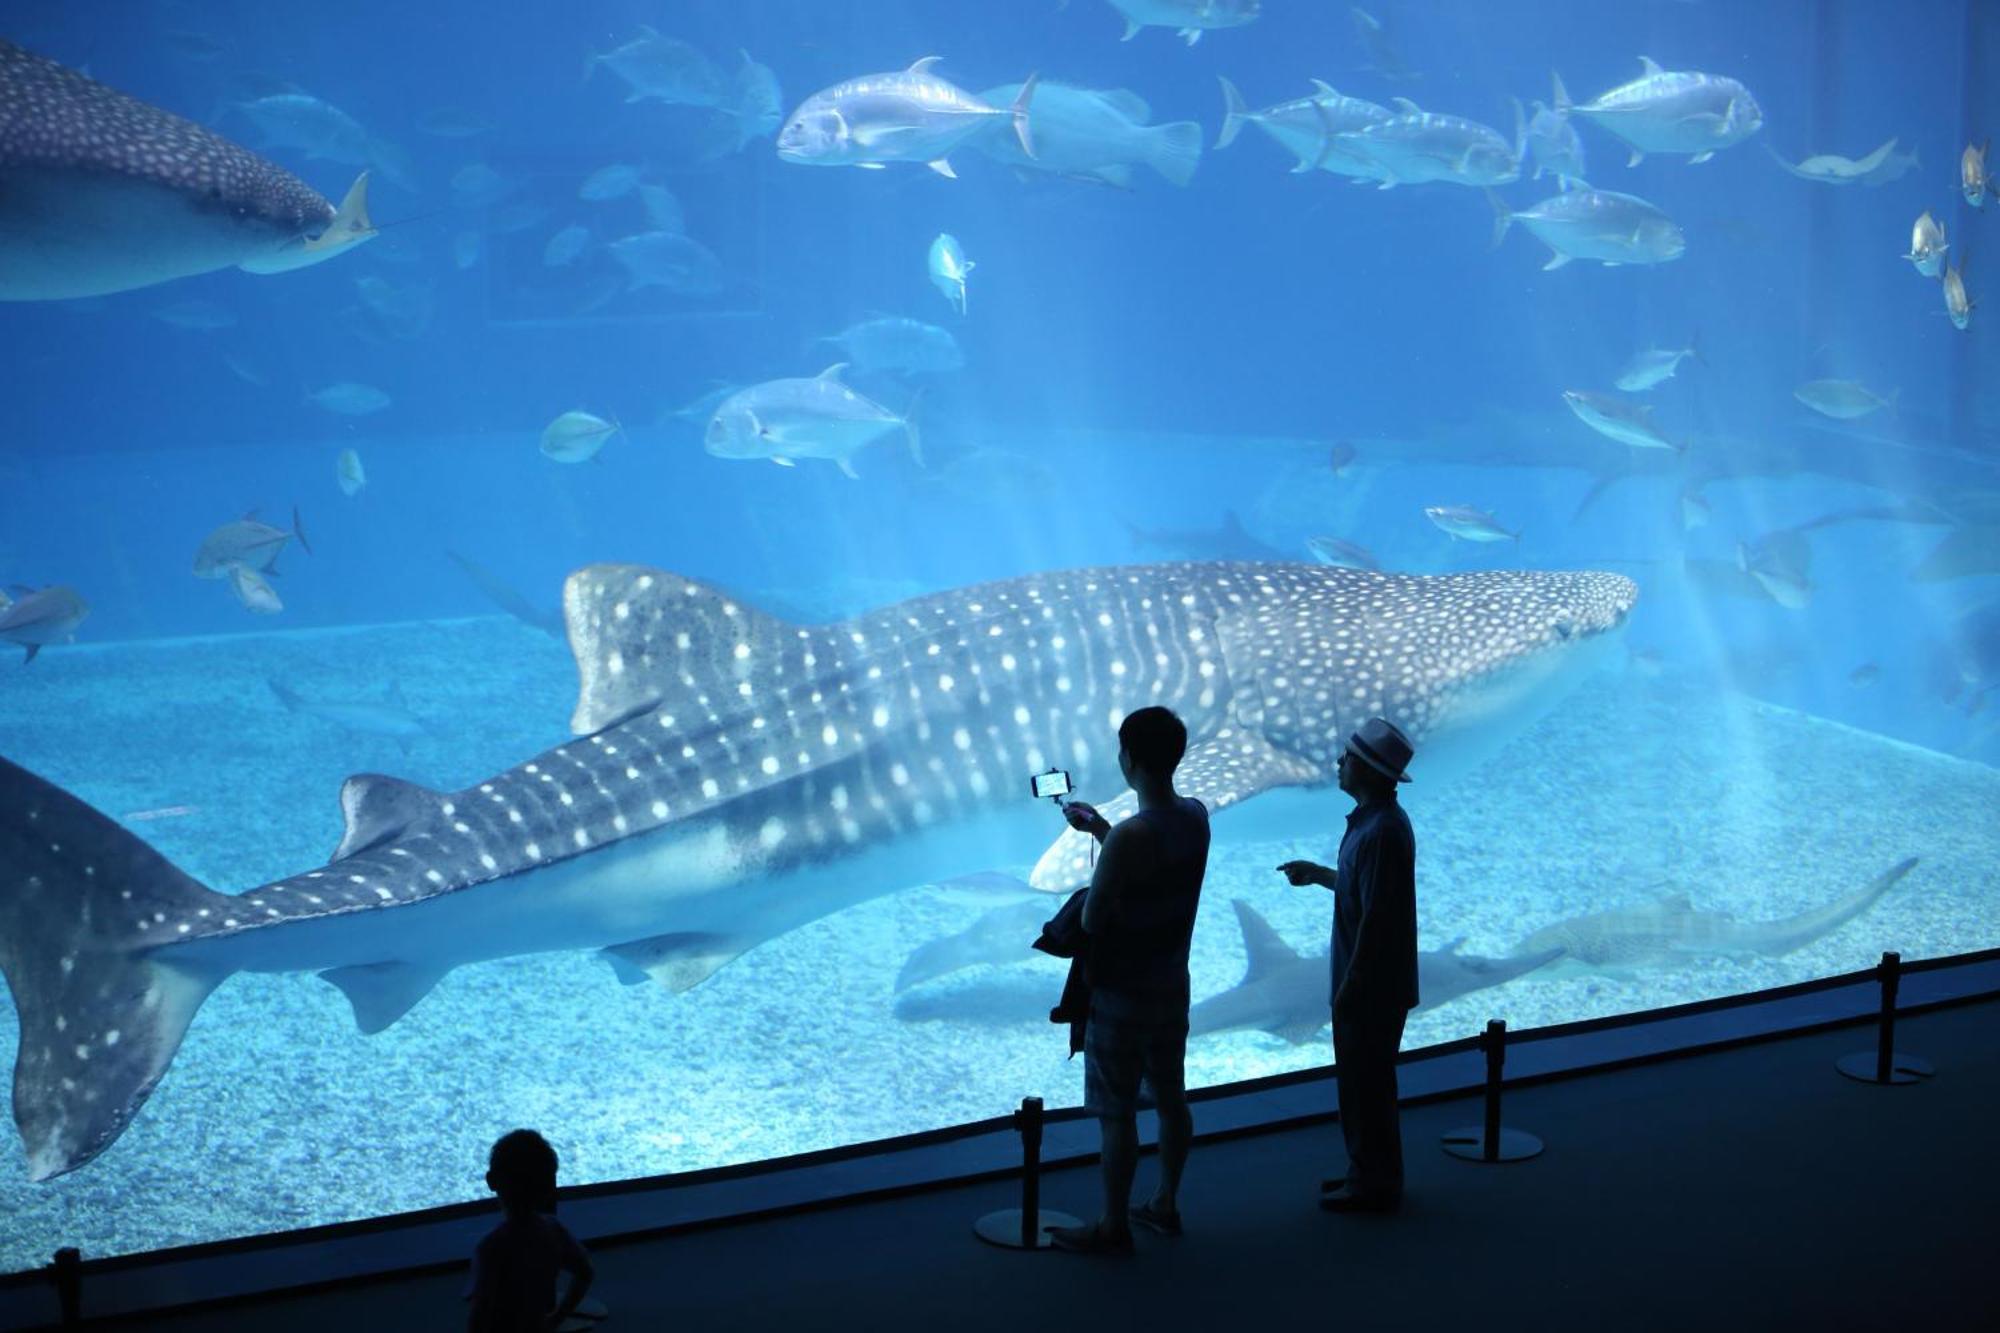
[601,932,750,992]
[319,960,451,1034]
[907,56,944,75]
[332,773,443,862]
[562,563,798,735]
[1232,899,1303,982]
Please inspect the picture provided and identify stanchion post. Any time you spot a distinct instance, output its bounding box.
[1481,1020,1505,1164]
[1443,1018,1543,1163]
[973,1096,1082,1249]
[1837,950,1935,1085]
[51,1247,80,1329]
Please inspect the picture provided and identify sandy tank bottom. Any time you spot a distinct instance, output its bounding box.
[0,616,1993,1271]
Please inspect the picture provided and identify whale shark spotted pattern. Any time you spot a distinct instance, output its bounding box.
[0,560,1635,1178]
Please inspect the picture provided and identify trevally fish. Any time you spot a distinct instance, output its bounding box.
[450,163,514,209]
[1569,56,1763,166]
[1519,73,1586,188]
[0,40,374,300]
[268,678,428,750]
[928,233,973,314]
[976,81,1201,188]
[307,382,392,415]
[543,224,592,268]
[722,52,784,150]
[705,365,921,478]
[1794,379,1896,420]
[1107,0,1261,45]
[608,231,723,295]
[192,507,310,579]
[585,26,729,107]
[233,92,372,167]
[1964,139,1990,208]
[1305,536,1381,571]
[0,558,1634,1176]
[541,410,621,463]
[579,163,643,202]
[1736,531,1813,609]
[1342,99,1520,189]
[1214,77,1390,177]
[820,317,964,376]
[639,184,685,234]
[351,274,433,342]
[227,564,282,615]
[0,584,89,663]
[1494,187,1685,269]
[335,448,366,497]
[1615,337,1702,392]
[1515,858,1917,974]
[1765,137,1900,185]
[777,58,1037,179]
[1904,210,1947,278]
[1563,390,1681,452]
[1424,505,1517,543]
[1942,257,1973,330]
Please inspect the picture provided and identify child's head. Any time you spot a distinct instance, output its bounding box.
[486,1129,558,1212]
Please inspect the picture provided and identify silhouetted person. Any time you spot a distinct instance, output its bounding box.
[467,1129,595,1333]
[1049,706,1211,1254]
[1278,717,1418,1213]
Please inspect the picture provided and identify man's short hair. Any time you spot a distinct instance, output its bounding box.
[1119,706,1187,774]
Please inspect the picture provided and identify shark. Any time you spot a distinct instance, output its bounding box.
[0,38,374,300]
[1512,856,1919,974]
[1189,901,1567,1043]
[0,559,1634,1179]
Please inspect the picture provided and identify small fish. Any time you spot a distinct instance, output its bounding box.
[541,411,621,463]
[1563,390,1680,452]
[228,564,283,614]
[543,224,592,267]
[777,58,1037,178]
[705,364,921,479]
[193,507,310,578]
[608,231,723,295]
[1964,139,1990,208]
[821,317,964,375]
[1794,379,1896,420]
[336,448,366,497]
[151,299,237,332]
[586,26,730,107]
[1905,211,1947,278]
[1943,258,1973,330]
[1328,441,1357,476]
[1425,505,1518,544]
[223,353,267,387]
[580,163,644,201]
[308,382,391,416]
[0,584,89,663]
[1615,337,1701,391]
[928,233,973,314]
[1305,536,1381,571]
[1765,137,1901,185]
[1520,74,1587,187]
[722,51,784,149]
[1849,663,1880,688]
[1679,486,1711,532]
[1109,0,1262,46]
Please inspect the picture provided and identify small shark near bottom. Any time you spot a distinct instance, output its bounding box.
[1512,856,1918,973]
[0,559,1633,1178]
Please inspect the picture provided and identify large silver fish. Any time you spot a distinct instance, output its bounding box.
[705,364,921,478]
[1495,188,1686,269]
[1563,390,1681,452]
[976,81,1202,188]
[776,57,1036,179]
[1342,99,1520,188]
[1214,77,1390,178]
[0,39,373,300]
[1519,73,1586,188]
[1569,56,1763,166]
[1108,0,1261,46]
[0,584,89,663]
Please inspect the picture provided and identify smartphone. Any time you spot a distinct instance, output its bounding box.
[1030,768,1072,801]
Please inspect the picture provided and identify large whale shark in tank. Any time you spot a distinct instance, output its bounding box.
[0,38,374,299]
[0,561,1635,1178]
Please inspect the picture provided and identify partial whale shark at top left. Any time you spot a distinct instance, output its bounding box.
[0,39,375,300]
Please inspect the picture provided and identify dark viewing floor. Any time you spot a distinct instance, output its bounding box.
[48,1000,2000,1331]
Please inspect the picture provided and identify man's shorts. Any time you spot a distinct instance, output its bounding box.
[1083,1006,1189,1119]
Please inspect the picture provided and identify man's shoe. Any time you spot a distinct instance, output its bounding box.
[1319,1185,1400,1214]
[1131,1201,1183,1237]
[1319,1176,1348,1194]
[1048,1222,1136,1255]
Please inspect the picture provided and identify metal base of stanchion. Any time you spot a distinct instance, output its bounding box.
[974,1207,1084,1250]
[1835,1051,1935,1085]
[1440,1127,1543,1162]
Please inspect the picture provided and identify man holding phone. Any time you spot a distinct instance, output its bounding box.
[1047,706,1211,1255]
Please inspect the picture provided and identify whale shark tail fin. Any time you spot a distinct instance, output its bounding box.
[0,756,237,1180]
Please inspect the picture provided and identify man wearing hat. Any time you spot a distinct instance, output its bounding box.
[1278,716,1418,1214]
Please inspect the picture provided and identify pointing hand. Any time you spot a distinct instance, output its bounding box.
[1277,860,1325,887]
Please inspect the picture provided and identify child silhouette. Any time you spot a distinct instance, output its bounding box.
[466,1130,596,1333]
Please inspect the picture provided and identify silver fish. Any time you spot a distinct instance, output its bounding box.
[307,382,392,415]
[543,224,592,267]
[1964,139,1990,208]
[1305,536,1381,571]
[608,231,722,295]
[1215,77,1390,177]
[540,411,621,464]
[1570,56,1763,166]
[1905,210,1947,277]
[1424,505,1518,543]
[227,564,283,615]
[193,507,310,578]
[579,164,643,201]
[722,52,784,150]
[586,26,728,107]
[0,584,89,663]
[1563,390,1680,452]
[0,40,374,300]
[1794,379,1896,420]
[777,58,1037,178]
[821,317,964,375]
[1108,0,1261,45]
[267,678,427,748]
[1615,337,1701,392]
[1943,258,1973,330]
[1519,73,1587,188]
[1495,188,1685,269]
[928,233,973,314]
[1343,99,1520,188]
[976,81,1202,187]
[336,448,366,497]
[705,364,921,479]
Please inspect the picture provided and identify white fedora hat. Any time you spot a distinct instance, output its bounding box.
[1345,717,1414,783]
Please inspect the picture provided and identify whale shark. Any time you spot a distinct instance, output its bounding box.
[0,38,374,300]
[1188,901,1567,1043]
[1512,856,1918,974]
[0,559,1633,1178]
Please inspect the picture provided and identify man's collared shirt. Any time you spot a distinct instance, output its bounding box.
[1330,794,1418,1010]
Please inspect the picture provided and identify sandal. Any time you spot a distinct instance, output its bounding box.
[1048,1222,1135,1256]
[1131,1201,1183,1237]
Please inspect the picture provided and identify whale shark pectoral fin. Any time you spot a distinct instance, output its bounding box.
[600,932,752,993]
[319,960,452,1034]
[331,773,444,862]
[1269,1017,1327,1046]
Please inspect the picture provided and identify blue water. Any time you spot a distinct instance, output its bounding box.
[1,0,1996,1271]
